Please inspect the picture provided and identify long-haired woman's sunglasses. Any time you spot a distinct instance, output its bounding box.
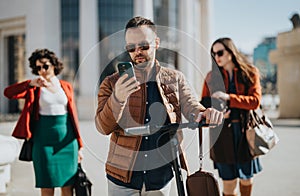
[125,41,152,53]
[35,64,49,71]
[212,49,225,57]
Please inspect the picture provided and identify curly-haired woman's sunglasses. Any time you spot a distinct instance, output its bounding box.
[35,64,49,71]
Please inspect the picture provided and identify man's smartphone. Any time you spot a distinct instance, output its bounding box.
[117,62,135,80]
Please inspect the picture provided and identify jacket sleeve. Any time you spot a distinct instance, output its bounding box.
[229,67,262,110]
[177,71,206,119]
[201,72,212,98]
[4,80,33,99]
[95,76,126,135]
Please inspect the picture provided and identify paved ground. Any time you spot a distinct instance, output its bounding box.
[1,116,300,196]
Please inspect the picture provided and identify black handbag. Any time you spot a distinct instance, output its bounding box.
[74,163,92,196]
[19,139,33,161]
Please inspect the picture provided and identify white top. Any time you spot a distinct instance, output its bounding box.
[39,76,68,115]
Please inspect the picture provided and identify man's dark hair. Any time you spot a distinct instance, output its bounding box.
[125,16,156,33]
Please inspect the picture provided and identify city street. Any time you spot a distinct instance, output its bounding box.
[0,1,299,196]
[1,117,300,196]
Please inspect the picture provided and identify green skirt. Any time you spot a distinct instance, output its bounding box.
[32,114,78,188]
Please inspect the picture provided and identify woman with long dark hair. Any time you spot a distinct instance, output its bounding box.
[201,38,262,196]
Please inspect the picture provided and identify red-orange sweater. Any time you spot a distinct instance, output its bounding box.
[202,67,261,110]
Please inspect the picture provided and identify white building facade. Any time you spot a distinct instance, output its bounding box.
[0,0,212,120]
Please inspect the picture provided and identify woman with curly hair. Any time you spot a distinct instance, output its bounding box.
[4,48,83,196]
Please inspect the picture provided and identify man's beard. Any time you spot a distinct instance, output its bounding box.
[133,54,150,68]
[134,61,149,68]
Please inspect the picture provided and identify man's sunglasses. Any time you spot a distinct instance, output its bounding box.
[125,41,152,53]
[35,64,49,71]
[212,49,225,57]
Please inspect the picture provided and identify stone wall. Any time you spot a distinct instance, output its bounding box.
[269,28,300,118]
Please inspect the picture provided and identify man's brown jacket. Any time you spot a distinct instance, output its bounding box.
[95,62,205,183]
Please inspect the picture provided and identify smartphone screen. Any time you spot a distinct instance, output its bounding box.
[117,62,135,79]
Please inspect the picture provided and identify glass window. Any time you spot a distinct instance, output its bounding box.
[98,0,133,40]
[61,0,79,82]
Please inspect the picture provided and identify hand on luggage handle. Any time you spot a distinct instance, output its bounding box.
[123,115,222,196]
[124,118,220,136]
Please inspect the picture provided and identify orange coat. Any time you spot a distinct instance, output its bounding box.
[201,67,261,163]
[4,80,83,148]
[202,67,261,110]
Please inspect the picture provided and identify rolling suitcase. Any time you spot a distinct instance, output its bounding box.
[186,127,220,196]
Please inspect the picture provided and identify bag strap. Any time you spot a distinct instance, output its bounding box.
[249,110,259,126]
[244,82,266,129]
[28,88,39,139]
[250,107,272,129]
[32,88,39,119]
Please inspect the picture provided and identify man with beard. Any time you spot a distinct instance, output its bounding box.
[95,16,223,196]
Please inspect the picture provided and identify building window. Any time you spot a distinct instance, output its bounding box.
[153,0,179,68]
[61,0,79,82]
[6,34,26,113]
[97,0,134,84]
[98,0,133,40]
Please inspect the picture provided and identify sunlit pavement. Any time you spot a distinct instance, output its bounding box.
[1,114,300,196]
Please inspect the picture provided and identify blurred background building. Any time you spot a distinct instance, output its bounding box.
[270,13,300,118]
[253,37,279,112]
[1,0,299,119]
[0,0,212,120]
[253,37,277,95]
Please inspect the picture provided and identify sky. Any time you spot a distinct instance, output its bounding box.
[211,0,299,54]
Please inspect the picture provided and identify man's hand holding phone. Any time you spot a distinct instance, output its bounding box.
[114,62,140,103]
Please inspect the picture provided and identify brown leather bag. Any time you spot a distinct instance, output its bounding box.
[186,127,220,196]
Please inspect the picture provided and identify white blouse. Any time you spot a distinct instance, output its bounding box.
[39,76,68,115]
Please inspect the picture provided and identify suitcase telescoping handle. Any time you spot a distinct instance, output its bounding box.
[189,113,204,171]
[198,127,204,171]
